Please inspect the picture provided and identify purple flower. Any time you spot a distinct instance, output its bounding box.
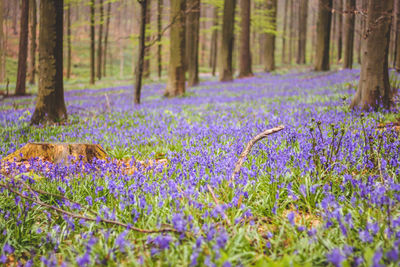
[386,248,399,262]
[287,212,295,226]
[326,248,345,267]
[3,243,13,254]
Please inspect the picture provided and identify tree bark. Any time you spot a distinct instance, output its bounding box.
[186,0,200,86]
[31,0,67,125]
[264,0,277,72]
[238,0,252,78]
[337,0,343,62]
[15,0,29,96]
[143,0,151,79]
[219,0,236,81]
[165,0,186,97]
[90,0,95,84]
[0,0,4,83]
[28,0,37,84]
[134,0,147,105]
[282,0,289,64]
[210,6,218,77]
[343,0,355,69]
[97,0,104,80]
[394,0,400,72]
[66,0,71,79]
[351,0,394,110]
[297,0,308,64]
[288,0,294,64]
[157,0,163,78]
[314,0,332,71]
[103,2,111,77]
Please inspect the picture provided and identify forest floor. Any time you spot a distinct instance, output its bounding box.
[0,69,400,266]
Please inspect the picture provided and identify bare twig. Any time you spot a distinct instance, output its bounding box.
[0,182,178,234]
[206,184,231,227]
[229,125,285,183]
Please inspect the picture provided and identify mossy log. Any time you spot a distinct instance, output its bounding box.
[1,143,108,164]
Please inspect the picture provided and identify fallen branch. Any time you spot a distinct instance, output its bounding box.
[229,125,285,183]
[0,182,178,234]
[207,184,232,227]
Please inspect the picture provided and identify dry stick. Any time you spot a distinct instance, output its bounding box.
[0,183,178,234]
[229,125,285,184]
[206,184,232,227]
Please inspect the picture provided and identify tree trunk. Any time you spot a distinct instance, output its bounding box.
[165,0,186,96]
[282,0,289,64]
[103,2,111,77]
[66,0,71,79]
[143,0,151,79]
[288,0,293,64]
[210,6,218,77]
[134,0,147,105]
[157,0,163,78]
[90,0,95,84]
[238,0,252,78]
[219,0,236,81]
[314,0,332,71]
[264,0,277,72]
[351,0,394,110]
[31,0,67,125]
[343,0,355,69]
[337,0,343,62]
[0,0,4,83]
[15,0,29,96]
[28,0,37,84]
[297,0,308,64]
[186,0,200,86]
[394,0,400,72]
[97,0,104,80]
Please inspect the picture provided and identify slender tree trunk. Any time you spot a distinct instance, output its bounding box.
[314,0,332,71]
[165,0,186,96]
[0,0,5,83]
[31,0,67,125]
[219,0,236,81]
[186,0,200,86]
[90,0,95,84]
[351,0,394,110]
[265,0,277,72]
[103,2,111,77]
[311,0,317,63]
[97,0,104,80]
[343,0,355,69]
[288,0,293,64]
[394,0,400,72]
[28,0,37,84]
[15,0,29,95]
[282,0,289,64]
[134,0,147,105]
[210,6,218,76]
[297,0,308,64]
[66,1,71,79]
[238,0,252,77]
[143,0,151,78]
[337,0,343,62]
[157,0,163,78]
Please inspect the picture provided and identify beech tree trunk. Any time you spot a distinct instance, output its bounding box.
[297,0,308,64]
[28,0,37,84]
[15,0,29,96]
[395,0,400,72]
[210,7,218,77]
[66,0,71,79]
[31,0,67,125]
[143,0,151,79]
[264,0,277,72]
[134,0,147,105]
[343,0,355,69]
[165,0,186,97]
[238,0,252,78]
[0,0,5,83]
[282,0,289,64]
[103,2,111,77]
[186,0,200,86]
[337,0,343,62]
[219,0,236,81]
[314,0,332,71]
[157,0,163,78]
[351,0,394,110]
[90,0,95,84]
[288,0,293,64]
[97,0,104,80]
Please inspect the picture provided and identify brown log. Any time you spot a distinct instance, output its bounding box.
[1,143,107,164]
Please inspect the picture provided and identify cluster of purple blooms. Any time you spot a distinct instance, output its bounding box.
[0,69,400,266]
